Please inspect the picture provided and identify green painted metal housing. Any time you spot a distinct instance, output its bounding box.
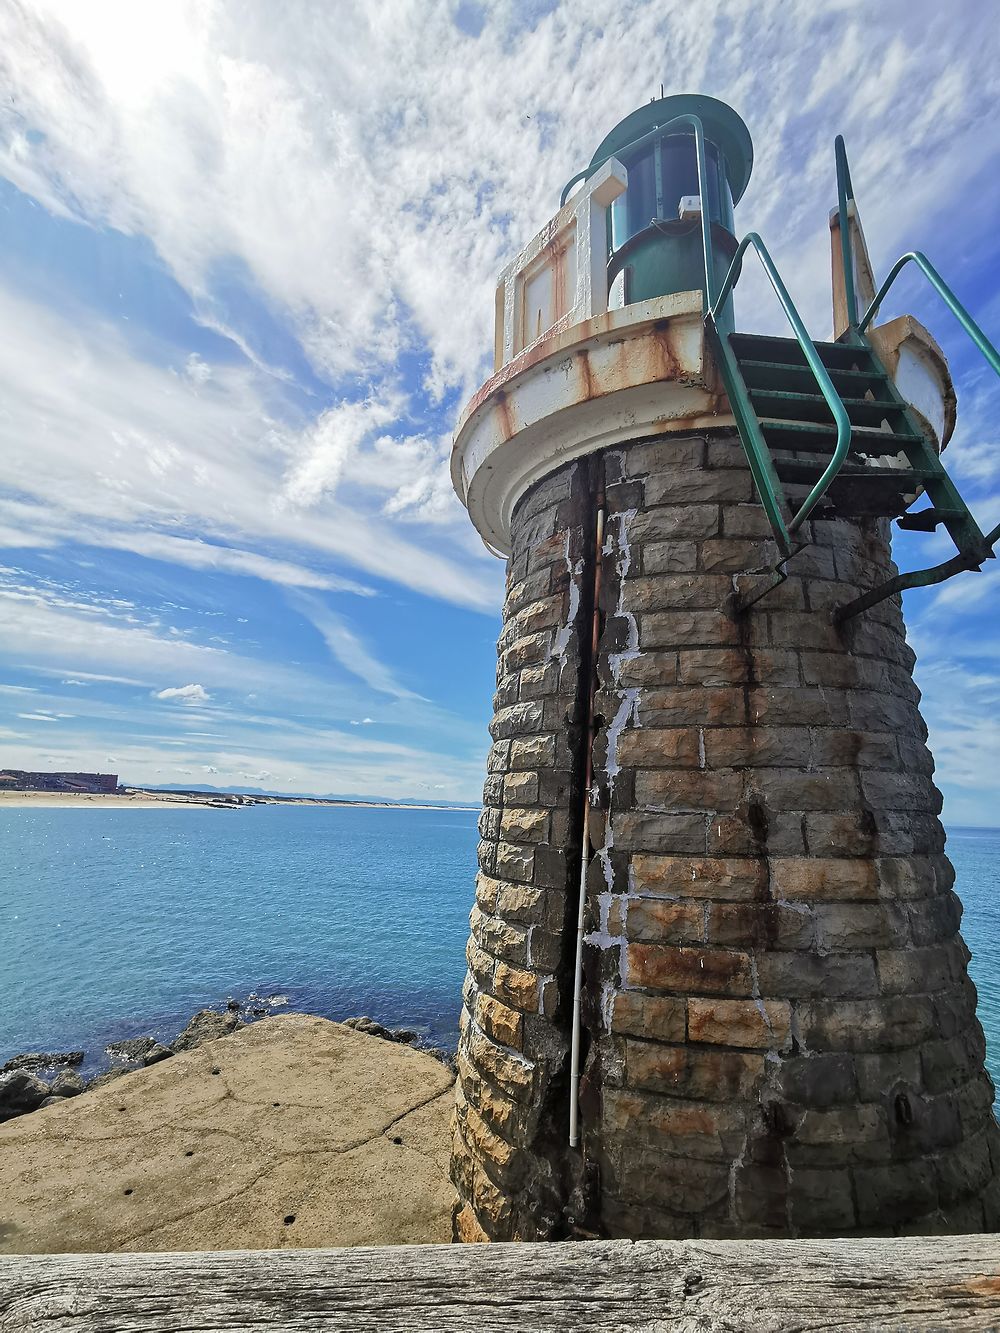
[585,94,753,314]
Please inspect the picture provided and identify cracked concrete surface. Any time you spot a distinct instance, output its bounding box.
[0,1014,457,1253]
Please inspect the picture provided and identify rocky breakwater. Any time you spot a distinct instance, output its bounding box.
[0,1007,450,1125]
[0,1013,457,1253]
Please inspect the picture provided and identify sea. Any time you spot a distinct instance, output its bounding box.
[1,808,999,1087]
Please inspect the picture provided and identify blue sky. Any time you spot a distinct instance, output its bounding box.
[0,1,998,820]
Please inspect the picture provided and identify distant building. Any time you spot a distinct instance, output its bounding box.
[0,770,119,793]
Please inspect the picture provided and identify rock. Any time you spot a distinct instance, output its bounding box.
[342,1016,418,1046]
[0,1071,51,1122]
[2,1051,84,1074]
[250,1007,267,1017]
[86,1068,128,1091]
[142,1045,174,1067]
[38,1097,65,1109]
[171,1009,242,1054]
[0,1014,456,1253]
[49,1071,85,1098]
[226,998,241,1013]
[105,1037,157,1062]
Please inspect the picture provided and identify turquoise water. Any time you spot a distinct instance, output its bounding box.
[1,809,998,1086]
[1,806,478,1074]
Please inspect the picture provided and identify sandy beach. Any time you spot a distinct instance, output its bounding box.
[0,791,221,809]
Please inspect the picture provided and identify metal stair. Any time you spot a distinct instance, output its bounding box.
[725,330,966,525]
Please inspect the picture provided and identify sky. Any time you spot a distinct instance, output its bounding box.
[0,1,998,820]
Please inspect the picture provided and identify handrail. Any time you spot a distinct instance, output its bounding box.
[859,251,1000,377]
[835,135,858,329]
[559,113,717,313]
[710,232,854,533]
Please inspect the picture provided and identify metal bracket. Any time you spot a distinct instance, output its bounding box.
[832,522,1000,622]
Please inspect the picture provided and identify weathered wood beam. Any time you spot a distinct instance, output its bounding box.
[1,1236,999,1331]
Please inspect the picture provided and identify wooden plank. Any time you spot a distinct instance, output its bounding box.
[1,1235,999,1331]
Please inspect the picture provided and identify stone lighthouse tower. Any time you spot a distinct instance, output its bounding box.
[450,93,1000,1242]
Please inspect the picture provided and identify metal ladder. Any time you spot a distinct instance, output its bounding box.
[704,137,999,620]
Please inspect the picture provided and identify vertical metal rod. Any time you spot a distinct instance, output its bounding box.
[568,485,605,1149]
[835,135,858,330]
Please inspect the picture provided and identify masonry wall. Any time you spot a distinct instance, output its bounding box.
[451,429,1000,1242]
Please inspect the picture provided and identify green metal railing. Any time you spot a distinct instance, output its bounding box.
[562,115,856,539]
[835,135,859,330]
[709,234,853,534]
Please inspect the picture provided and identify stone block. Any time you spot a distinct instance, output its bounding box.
[688,998,792,1050]
[467,1027,534,1101]
[498,883,564,931]
[527,925,563,971]
[876,944,956,995]
[705,901,815,951]
[778,1053,858,1107]
[474,912,529,965]
[463,1098,518,1175]
[640,610,741,649]
[813,901,906,951]
[636,687,744,728]
[499,807,549,844]
[508,733,556,770]
[677,648,749,686]
[626,503,720,543]
[787,1167,857,1232]
[615,727,702,769]
[797,995,938,1053]
[790,1104,888,1165]
[625,898,706,945]
[810,730,898,769]
[747,686,848,728]
[494,841,534,884]
[699,538,772,575]
[854,1159,938,1227]
[773,858,880,901]
[625,573,732,614]
[472,1165,513,1233]
[475,873,502,915]
[620,1151,732,1214]
[749,766,860,812]
[703,727,808,769]
[626,943,753,997]
[613,811,708,854]
[493,962,541,1013]
[634,768,744,812]
[723,504,774,539]
[641,540,699,574]
[622,435,706,476]
[755,949,879,999]
[644,468,753,505]
[625,1040,765,1102]
[707,808,806,858]
[533,844,568,888]
[475,993,524,1051]
[502,630,553,673]
[631,854,765,900]
[610,992,686,1042]
[803,812,878,858]
[860,770,942,814]
[503,771,539,805]
[519,662,561,700]
[602,1088,747,1160]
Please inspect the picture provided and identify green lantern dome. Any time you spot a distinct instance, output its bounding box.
[582,93,753,320]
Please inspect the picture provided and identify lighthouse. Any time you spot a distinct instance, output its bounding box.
[450,93,1000,1241]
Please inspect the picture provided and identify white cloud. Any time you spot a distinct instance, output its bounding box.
[291,591,423,701]
[154,683,211,705]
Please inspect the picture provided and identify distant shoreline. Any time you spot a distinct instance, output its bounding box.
[0,790,477,812]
